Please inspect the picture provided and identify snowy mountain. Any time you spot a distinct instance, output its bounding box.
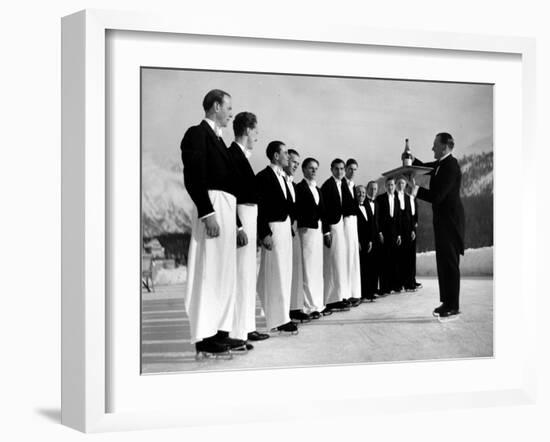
[142,153,193,237]
[458,151,493,197]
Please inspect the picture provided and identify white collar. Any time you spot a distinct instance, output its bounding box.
[305,178,317,188]
[332,176,342,184]
[204,118,222,137]
[439,152,452,162]
[269,163,284,176]
[235,141,252,159]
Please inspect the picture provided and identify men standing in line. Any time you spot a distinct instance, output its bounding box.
[256,141,298,334]
[321,159,351,311]
[181,89,247,357]
[284,149,311,323]
[356,182,380,302]
[228,112,270,344]
[341,159,362,307]
[396,176,418,292]
[376,177,402,295]
[409,133,465,319]
[295,157,330,319]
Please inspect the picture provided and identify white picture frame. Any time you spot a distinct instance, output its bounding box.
[61,9,537,433]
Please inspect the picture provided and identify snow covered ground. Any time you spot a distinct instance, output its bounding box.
[152,246,493,286]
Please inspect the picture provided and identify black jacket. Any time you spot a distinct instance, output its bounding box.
[341,177,357,217]
[295,179,329,234]
[227,142,258,205]
[256,166,294,240]
[397,192,417,238]
[376,192,402,241]
[180,120,238,218]
[414,155,465,254]
[320,177,344,228]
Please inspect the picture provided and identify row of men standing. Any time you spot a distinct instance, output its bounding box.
[180,89,419,357]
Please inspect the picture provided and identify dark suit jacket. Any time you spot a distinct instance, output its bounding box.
[320,177,344,229]
[356,202,377,251]
[256,166,293,240]
[180,120,237,218]
[295,179,329,234]
[397,192,417,238]
[414,155,465,254]
[341,178,356,217]
[227,142,258,205]
[376,192,402,242]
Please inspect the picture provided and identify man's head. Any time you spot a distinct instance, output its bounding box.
[432,132,454,160]
[233,112,258,150]
[266,141,289,168]
[385,177,396,194]
[284,149,300,176]
[345,159,358,181]
[355,185,367,204]
[301,157,319,181]
[203,89,232,128]
[366,181,378,200]
[330,158,345,180]
[396,176,407,192]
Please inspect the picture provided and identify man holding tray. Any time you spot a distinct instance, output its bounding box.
[408,132,465,319]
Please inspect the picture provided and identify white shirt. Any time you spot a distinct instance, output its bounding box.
[387,192,395,218]
[397,190,405,210]
[285,174,296,202]
[368,199,375,215]
[270,164,287,198]
[333,176,342,201]
[305,178,320,205]
[359,204,368,220]
[410,195,415,216]
[235,140,252,159]
[347,179,354,195]
[203,118,223,138]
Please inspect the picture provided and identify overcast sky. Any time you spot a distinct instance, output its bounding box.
[142,68,492,185]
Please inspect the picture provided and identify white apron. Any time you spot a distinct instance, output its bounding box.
[299,223,325,313]
[230,204,258,341]
[257,217,292,329]
[184,190,237,343]
[323,219,348,303]
[290,221,305,310]
[344,215,362,299]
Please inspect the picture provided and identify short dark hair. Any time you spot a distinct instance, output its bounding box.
[202,89,230,112]
[301,157,319,170]
[385,176,395,184]
[232,112,257,137]
[266,141,285,161]
[346,158,358,168]
[331,158,345,169]
[367,180,378,188]
[396,175,407,182]
[437,132,455,149]
[288,148,300,157]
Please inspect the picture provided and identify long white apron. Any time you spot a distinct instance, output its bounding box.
[344,215,362,299]
[290,221,305,310]
[257,217,292,329]
[184,190,236,343]
[299,223,325,313]
[230,204,258,341]
[323,219,348,303]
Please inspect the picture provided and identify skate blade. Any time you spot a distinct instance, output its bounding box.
[195,350,233,361]
[270,329,299,336]
[229,345,249,354]
[437,314,461,323]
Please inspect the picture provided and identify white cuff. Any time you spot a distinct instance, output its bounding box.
[200,211,215,220]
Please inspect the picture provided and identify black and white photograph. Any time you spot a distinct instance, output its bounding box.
[140,67,493,374]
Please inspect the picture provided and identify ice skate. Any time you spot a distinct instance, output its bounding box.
[308,311,321,320]
[219,336,252,353]
[195,340,232,360]
[272,321,299,335]
[290,309,311,323]
[436,309,461,323]
[432,304,447,317]
[326,301,351,312]
[348,298,361,307]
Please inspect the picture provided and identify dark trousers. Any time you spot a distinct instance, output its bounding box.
[398,236,417,289]
[380,238,400,293]
[435,230,461,310]
[360,245,379,298]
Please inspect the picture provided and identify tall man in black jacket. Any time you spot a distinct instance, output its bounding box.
[409,132,465,318]
[396,176,418,292]
[256,141,298,334]
[227,112,270,343]
[181,89,245,356]
[376,177,402,295]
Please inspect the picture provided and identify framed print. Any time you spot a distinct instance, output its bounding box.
[61,9,537,433]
